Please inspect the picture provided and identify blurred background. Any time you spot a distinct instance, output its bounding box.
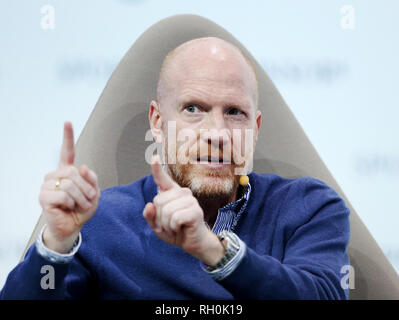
[0,0,398,288]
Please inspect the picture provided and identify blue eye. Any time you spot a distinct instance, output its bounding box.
[184,105,200,113]
[228,108,244,115]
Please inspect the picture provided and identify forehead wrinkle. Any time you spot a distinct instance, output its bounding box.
[173,62,255,107]
[181,77,249,93]
[179,80,251,106]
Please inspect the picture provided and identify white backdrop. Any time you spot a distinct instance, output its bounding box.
[1,0,398,288]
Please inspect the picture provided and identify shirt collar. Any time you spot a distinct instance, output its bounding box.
[218,182,252,214]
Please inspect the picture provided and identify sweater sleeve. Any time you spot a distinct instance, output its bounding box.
[218,177,351,300]
[0,242,93,300]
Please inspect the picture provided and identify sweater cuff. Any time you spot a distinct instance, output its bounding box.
[200,233,246,281]
[35,225,81,264]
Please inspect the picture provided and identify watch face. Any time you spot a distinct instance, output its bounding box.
[207,232,241,272]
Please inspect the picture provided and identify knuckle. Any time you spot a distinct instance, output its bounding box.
[64,179,73,190]
[66,166,76,177]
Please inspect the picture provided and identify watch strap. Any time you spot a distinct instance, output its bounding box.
[206,230,240,272]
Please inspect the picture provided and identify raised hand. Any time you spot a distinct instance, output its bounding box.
[143,155,224,265]
[38,122,100,253]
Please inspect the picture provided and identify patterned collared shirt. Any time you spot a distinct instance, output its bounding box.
[200,182,251,281]
[211,182,251,235]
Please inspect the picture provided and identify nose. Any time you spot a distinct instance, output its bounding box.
[201,111,231,149]
[205,128,230,150]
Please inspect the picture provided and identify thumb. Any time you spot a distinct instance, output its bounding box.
[151,155,177,192]
[143,202,157,230]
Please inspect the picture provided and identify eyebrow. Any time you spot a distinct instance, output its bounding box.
[179,96,251,111]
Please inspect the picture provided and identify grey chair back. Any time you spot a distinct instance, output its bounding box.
[22,14,399,299]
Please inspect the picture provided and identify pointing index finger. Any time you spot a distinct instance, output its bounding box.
[60,121,75,167]
[151,155,177,192]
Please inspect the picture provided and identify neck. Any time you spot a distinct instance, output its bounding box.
[196,187,239,229]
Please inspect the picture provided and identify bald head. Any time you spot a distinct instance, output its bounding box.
[156,37,259,108]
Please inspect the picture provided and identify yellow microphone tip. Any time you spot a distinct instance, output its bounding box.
[239,175,249,186]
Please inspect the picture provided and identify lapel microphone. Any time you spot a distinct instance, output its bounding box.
[239,175,249,186]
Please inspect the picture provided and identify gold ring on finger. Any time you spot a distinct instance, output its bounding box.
[55,177,64,191]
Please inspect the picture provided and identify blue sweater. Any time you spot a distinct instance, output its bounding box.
[0,172,350,299]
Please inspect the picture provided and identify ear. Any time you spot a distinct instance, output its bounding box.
[254,109,262,143]
[149,100,163,144]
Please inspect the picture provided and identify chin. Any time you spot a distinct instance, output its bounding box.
[190,174,234,198]
[169,163,238,199]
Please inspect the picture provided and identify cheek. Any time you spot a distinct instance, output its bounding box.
[178,120,203,144]
[174,128,200,163]
[231,129,246,152]
[163,121,192,148]
[231,128,255,159]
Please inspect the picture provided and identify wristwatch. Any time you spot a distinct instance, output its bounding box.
[206,230,240,272]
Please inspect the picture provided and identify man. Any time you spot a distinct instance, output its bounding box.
[0,37,350,299]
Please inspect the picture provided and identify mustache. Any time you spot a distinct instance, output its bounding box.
[183,146,244,165]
